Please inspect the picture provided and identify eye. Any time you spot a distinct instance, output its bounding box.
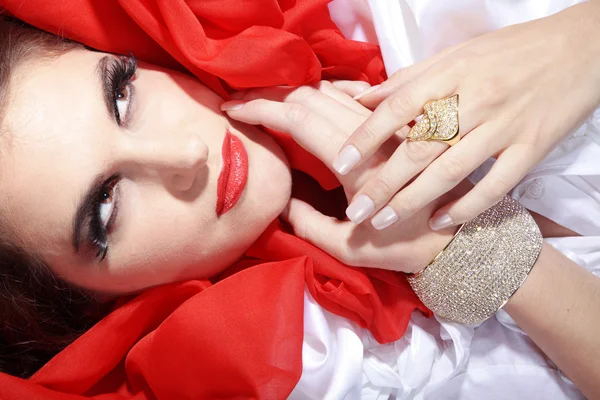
[98,178,119,229]
[115,84,132,125]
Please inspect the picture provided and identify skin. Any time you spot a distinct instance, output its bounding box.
[1,48,291,295]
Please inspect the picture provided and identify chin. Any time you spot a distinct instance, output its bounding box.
[232,121,292,223]
[246,144,291,226]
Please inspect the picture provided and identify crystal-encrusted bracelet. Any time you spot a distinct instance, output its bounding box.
[407,196,543,325]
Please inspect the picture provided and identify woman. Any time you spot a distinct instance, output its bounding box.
[0,3,599,400]
[0,13,451,398]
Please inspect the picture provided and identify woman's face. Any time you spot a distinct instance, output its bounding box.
[1,49,291,294]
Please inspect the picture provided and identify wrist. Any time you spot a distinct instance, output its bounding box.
[560,1,600,92]
[410,223,460,275]
[503,241,551,313]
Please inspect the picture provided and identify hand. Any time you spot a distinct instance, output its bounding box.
[222,81,464,273]
[334,1,600,231]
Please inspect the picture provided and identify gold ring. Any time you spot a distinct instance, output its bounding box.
[407,94,460,146]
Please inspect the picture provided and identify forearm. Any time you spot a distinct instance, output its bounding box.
[504,242,600,399]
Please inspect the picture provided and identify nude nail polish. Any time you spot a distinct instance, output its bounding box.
[353,84,380,100]
[346,194,375,224]
[220,100,245,111]
[333,145,361,175]
[371,206,398,230]
[429,214,454,231]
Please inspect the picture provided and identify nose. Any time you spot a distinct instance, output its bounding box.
[123,132,209,191]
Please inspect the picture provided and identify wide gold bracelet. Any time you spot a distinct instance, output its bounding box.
[407,196,543,325]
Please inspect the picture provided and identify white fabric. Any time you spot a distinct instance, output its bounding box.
[289,1,600,399]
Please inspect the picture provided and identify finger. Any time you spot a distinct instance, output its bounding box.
[282,198,355,264]
[355,40,469,107]
[231,85,367,132]
[428,145,538,230]
[331,80,371,98]
[333,72,456,175]
[222,98,344,166]
[369,123,505,230]
[345,139,447,224]
[318,81,371,116]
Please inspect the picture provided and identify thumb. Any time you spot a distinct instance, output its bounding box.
[281,198,353,262]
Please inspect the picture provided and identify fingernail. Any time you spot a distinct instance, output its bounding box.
[346,194,375,224]
[333,145,361,175]
[221,100,245,111]
[353,84,380,100]
[371,206,398,230]
[429,214,454,231]
[355,81,372,92]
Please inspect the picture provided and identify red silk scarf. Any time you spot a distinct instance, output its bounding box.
[0,1,431,398]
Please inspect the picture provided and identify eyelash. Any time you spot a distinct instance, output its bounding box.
[90,174,121,261]
[90,55,137,261]
[105,54,137,126]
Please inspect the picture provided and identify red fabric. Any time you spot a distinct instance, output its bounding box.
[0,1,430,398]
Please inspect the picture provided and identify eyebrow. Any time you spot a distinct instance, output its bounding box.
[72,173,106,253]
[72,56,113,254]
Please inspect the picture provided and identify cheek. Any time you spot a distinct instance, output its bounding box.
[111,189,241,285]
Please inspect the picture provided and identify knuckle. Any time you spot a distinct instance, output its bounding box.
[394,195,419,216]
[357,123,379,143]
[371,174,396,198]
[439,155,467,182]
[285,103,311,125]
[480,176,513,201]
[387,90,414,116]
[403,140,435,164]
[449,57,469,76]
[472,78,504,109]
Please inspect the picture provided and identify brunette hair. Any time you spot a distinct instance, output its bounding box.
[0,15,106,378]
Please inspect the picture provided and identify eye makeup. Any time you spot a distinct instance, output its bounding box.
[87,174,121,261]
[73,54,138,261]
[103,54,137,127]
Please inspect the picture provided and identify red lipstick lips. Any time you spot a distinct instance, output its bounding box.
[216,130,248,216]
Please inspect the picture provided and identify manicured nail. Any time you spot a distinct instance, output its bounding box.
[371,206,398,230]
[353,84,380,100]
[221,100,245,111]
[429,214,454,231]
[333,145,361,175]
[346,194,375,224]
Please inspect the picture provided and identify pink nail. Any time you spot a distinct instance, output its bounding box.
[429,214,454,231]
[353,84,380,100]
[221,100,245,111]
